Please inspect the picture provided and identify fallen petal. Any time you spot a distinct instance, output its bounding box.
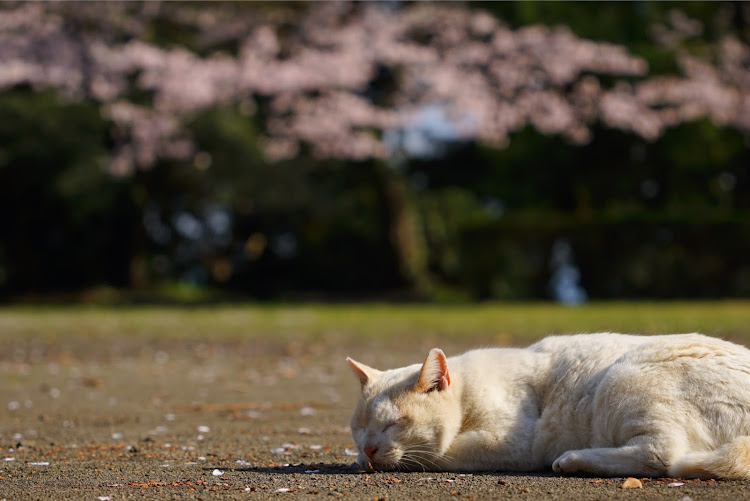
[212,469,224,476]
[668,482,685,487]
[621,477,643,489]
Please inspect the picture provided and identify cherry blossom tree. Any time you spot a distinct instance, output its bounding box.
[3,1,749,296]
[2,1,749,174]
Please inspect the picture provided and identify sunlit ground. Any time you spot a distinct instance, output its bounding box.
[3,302,750,499]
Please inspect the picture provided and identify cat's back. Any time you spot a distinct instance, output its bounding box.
[528,332,650,358]
[528,332,750,363]
[525,332,750,367]
[525,333,742,419]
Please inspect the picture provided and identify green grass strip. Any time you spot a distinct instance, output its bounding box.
[1,301,749,344]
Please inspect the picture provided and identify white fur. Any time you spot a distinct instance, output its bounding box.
[347,333,750,478]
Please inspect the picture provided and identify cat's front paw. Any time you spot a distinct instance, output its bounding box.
[552,451,582,474]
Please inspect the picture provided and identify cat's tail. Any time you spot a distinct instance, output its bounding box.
[669,436,750,479]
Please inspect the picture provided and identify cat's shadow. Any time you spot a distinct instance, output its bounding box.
[227,463,363,475]
[225,463,561,478]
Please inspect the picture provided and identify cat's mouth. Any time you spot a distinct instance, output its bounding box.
[357,459,400,472]
[357,443,444,472]
[356,450,402,472]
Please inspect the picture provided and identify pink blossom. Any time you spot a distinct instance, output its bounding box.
[1,3,749,171]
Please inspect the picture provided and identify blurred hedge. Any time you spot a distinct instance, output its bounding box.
[2,91,749,302]
[459,213,750,300]
[0,90,135,296]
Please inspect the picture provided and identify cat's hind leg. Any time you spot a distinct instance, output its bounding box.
[552,441,668,477]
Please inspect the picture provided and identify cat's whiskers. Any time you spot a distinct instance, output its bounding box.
[398,454,429,472]
[400,443,448,471]
[405,442,452,460]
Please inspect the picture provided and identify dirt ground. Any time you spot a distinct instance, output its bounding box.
[3,331,750,500]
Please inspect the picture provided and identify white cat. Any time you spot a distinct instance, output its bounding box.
[346,333,750,478]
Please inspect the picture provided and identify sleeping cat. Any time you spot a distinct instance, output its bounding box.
[346,333,750,478]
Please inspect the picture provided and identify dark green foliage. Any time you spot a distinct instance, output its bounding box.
[2,89,749,300]
[132,108,405,298]
[0,90,135,296]
[409,120,750,300]
[460,213,750,300]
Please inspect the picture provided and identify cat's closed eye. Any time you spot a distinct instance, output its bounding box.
[382,417,405,432]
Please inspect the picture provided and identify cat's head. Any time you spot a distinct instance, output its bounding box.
[346,348,461,471]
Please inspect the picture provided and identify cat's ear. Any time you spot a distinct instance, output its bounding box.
[414,348,450,393]
[346,357,382,389]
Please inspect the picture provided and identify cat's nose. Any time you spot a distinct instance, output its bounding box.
[364,445,378,459]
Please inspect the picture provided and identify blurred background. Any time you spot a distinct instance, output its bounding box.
[1,1,749,304]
